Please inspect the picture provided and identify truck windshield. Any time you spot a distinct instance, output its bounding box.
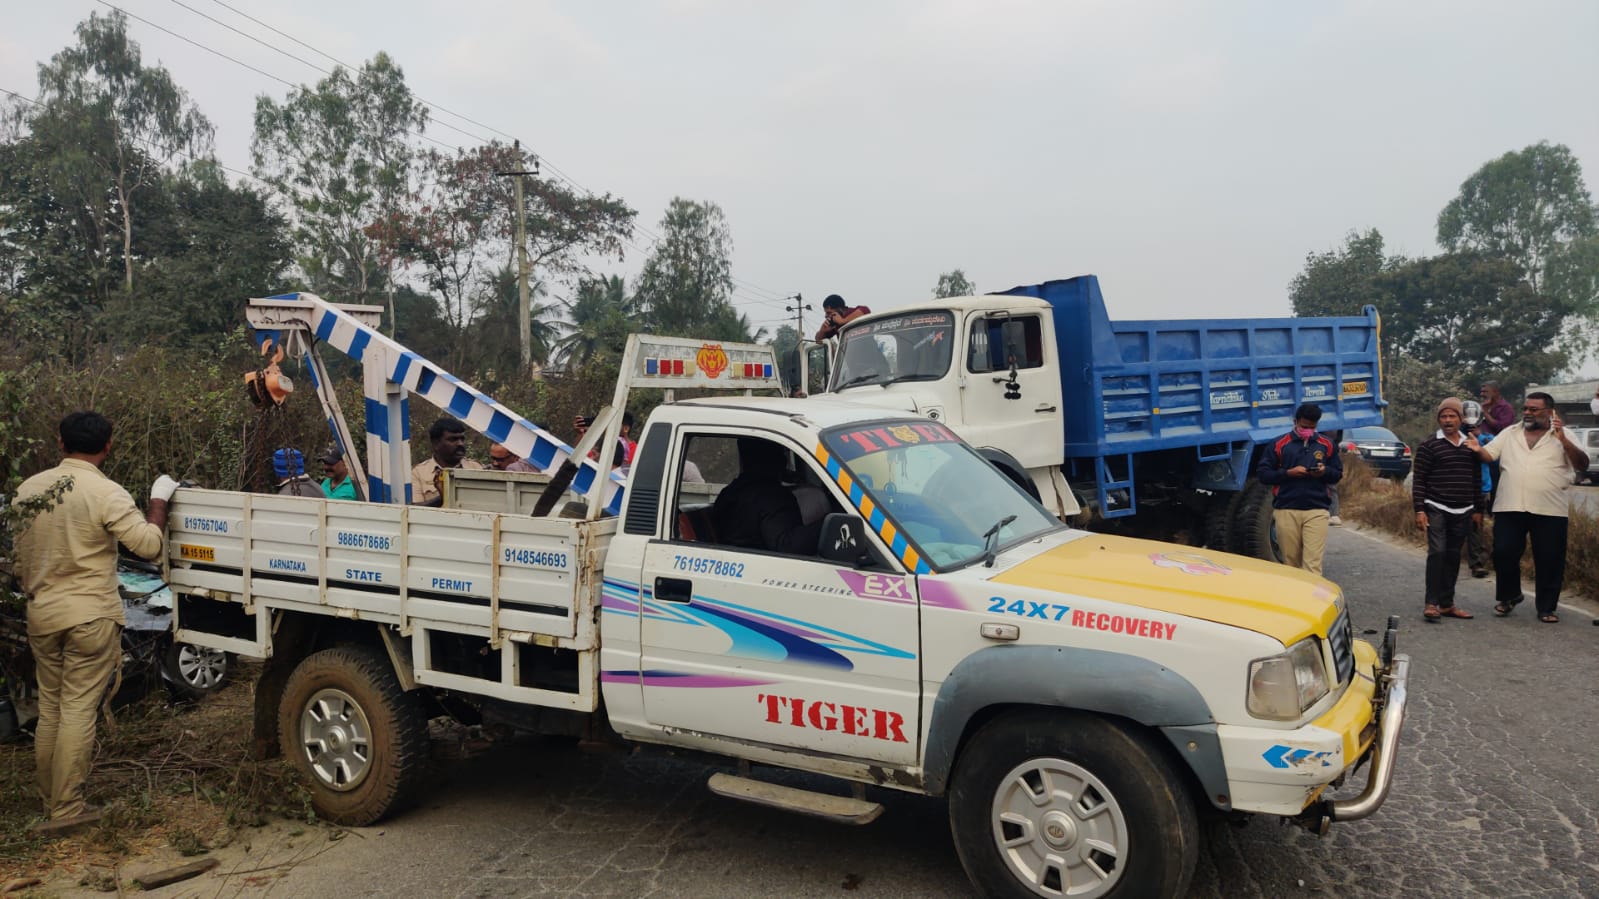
[819,420,1062,571]
[829,311,955,391]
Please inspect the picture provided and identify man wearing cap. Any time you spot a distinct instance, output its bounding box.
[318,446,359,500]
[273,448,323,498]
[1412,398,1482,622]
[813,294,871,342]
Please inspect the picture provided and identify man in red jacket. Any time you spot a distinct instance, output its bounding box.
[814,294,871,341]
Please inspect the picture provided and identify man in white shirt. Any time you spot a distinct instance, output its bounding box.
[1469,391,1589,623]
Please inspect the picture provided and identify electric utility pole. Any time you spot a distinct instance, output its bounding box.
[785,293,811,340]
[495,141,539,371]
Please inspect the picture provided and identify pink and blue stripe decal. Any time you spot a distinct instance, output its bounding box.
[600,670,776,688]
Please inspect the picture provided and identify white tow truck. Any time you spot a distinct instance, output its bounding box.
[167,295,1409,899]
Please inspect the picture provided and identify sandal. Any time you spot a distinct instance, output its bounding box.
[1424,604,1441,622]
[1539,614,1559,624]
[1440,606,1474,619]
[1493,596,1524,617]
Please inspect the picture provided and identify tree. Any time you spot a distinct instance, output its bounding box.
[472,267,562,375]
[1288,229,1401,318]
[768,324,801,358]
[1372,251,1570,393]
[252,54,427,311]
[98,161,292,349]
[30,11,214,295]
[933,269,977,298]
[1437,142,1598,298]
[555,275,635,367]
[633,198,738,336]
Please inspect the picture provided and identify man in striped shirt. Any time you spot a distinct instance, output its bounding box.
[1413,397,1483,622]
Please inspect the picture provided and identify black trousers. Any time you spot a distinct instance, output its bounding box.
[1492,511,1569,616]
[1464,493,1491,572]
[1425,508,1473,608]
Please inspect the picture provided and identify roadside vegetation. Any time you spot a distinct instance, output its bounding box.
[0,666,308,887]
[1339,458,1599,604]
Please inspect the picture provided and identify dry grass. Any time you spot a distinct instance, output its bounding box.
[0,661,311,884]
[1341,456,1599,602]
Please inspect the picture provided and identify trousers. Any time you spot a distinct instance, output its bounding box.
[1424,508,1472,608]
[30,618,121,819]
[1492,511,1569,617]
[1273,508,1329,576]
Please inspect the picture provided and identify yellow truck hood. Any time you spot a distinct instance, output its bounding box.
[991,534,1340,645]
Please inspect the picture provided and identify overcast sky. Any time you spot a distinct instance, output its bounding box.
[5,1,1597,341]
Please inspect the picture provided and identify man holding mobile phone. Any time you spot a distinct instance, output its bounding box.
[1256,403,1343,575]
[1468,391,1589,623]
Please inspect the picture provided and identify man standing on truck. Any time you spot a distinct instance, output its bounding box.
[487,443,536,473]
[13,411,176,822]
[813,294,871,342]
[1256,403,1343,576]
[1413,398,1482,622]
[1469,392,1589,623]
[411,416,484,506]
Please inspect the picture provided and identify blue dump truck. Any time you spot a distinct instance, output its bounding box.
[808,275,1385,559]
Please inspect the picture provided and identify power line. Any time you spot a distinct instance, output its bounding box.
[183,2,799,302]
[204,0,520,146]
[93,0,468,157]
[169,0,493,146]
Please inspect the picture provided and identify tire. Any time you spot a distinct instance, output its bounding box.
[1201,491,1241,552]
[949,710,1199,899]
[162,641,231,701]
[278,646,430,826]
[1232,480,1280,562]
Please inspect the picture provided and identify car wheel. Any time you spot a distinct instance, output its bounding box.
[948,710,1199,899]
[162,641,231,701]
[278,646,430,826]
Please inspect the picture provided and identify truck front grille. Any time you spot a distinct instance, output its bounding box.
[1328,609,1355,684]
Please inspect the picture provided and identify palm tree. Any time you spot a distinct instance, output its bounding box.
[554,275,635,367]
[474,266,564,372]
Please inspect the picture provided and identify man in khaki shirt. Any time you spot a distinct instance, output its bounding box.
[1470,391,1589,622]
[409,416,482,506]
[13,412,175,820]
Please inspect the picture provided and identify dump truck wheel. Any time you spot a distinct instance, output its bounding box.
[1232,481,1281,562]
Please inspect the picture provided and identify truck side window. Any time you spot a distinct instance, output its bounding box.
[670,434,837,557]
[969,315,1044,372]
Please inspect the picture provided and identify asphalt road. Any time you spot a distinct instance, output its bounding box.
[127,527,1599,899]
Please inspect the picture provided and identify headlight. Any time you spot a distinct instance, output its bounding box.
[1247,638,1329,720]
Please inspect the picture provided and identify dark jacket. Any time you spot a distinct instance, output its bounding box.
[1257,431,1343,510]
[1412,432,1484,513]
[712,475,820,555]
[1480,397,1514,437]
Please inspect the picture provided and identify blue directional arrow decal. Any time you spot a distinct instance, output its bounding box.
[1263,745,1291,769]
[1263,744,1334,769]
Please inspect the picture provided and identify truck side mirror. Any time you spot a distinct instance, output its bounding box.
[818,513,875,567]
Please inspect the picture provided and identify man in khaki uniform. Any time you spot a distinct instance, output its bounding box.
[410,416,482,506]
[13,411,175,820]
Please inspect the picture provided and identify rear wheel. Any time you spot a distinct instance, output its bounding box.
[1232,480,1280,562]
[949,711,1199,899]
[278,646,430,826]
[1201,491,1241,552]
[162,641,230,701]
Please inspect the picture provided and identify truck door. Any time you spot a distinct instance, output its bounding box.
[959,312,1065,472]
[629,429,922,766]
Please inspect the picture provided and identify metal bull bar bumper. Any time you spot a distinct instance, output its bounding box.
[1298,615,1410,831]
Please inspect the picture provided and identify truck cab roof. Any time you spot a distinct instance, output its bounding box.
[669,394,924,431]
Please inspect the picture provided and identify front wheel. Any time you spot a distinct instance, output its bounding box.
[278,646,430,826]
[948,711,1199,899]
